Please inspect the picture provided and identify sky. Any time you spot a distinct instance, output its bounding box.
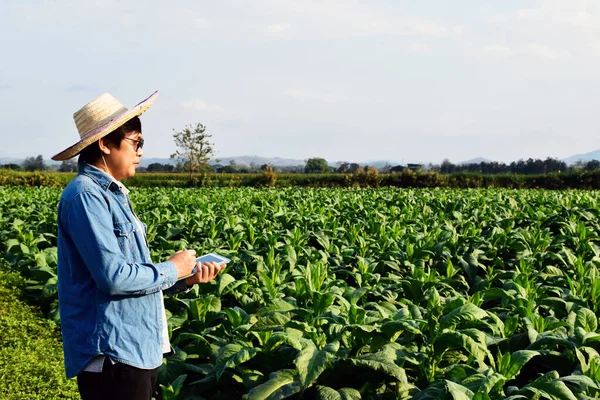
[1,0,600,165]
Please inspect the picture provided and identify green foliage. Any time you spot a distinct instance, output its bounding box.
[170,122,215,180]
[22,154,47,172]
[6,187,600,398]
[7,169,600,189]
[305,158,330,174]
[0,266,78,399]
[0,169,67,187]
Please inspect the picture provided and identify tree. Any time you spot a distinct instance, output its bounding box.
[336,162,350,173]
[22,155,46,171]
[170,123,215,180]
[147,163,174,173]
[304,157,329,173]
[440,159,455,174]
[1,163,21,170]
[59,159,77,172]
[585,160,600,171]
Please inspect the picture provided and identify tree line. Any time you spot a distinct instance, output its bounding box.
[5,155,600,175]
[2,122,599,175]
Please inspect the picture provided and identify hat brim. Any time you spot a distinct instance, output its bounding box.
[51,91,159,161]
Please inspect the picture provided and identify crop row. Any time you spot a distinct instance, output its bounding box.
[2,187,600,399]
[5,169,600,189]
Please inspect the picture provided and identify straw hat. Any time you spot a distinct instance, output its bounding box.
[51,91,159,161]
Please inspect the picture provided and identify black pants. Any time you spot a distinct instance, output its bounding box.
[77,358,159,400]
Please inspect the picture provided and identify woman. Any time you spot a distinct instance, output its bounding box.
[52,91,224,399]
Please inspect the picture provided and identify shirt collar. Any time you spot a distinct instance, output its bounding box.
[79,163,130,195]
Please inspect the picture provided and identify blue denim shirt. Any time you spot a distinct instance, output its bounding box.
[57,163,184,378]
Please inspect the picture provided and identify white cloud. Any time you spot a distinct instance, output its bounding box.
[407,43,431,54]
[487,1,600,60]
[286,89,349,104]
[7,0,461,45]
[265,23,291,34]
[250,1,463,39]
[483,44,515,58]
[180,100,225,113]
[528,43,567,60]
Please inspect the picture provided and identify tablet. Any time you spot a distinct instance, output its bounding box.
[179,253,230,280]
[196,253,230,265]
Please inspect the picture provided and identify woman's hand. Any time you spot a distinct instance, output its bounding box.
[185,261,225,286]
[169,249,197,279]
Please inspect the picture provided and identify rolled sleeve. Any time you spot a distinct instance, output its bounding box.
[156,261,178,290]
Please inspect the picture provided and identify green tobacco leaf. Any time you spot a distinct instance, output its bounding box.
[312,292,335,316]
[480,287,515,303]
[214,343,260,381]
[560,374,600,390]
[259,299,297,315]
[189,295,221,321]
[217,273,239,295]
[575,308,598,333]
[476,372,506,395]
[428,288,442,309]
[434,331,488,367]
[242,369,265,391]
[296,341,339,388]
[284,244,297,271]
[446,380,475,400]
[41,276,57,299]
[381,320,423,341]
[160,374,187,400]
[412,382,445,400]
[4,238,19,251]
[349,287,369,305]
[159,348,188,384]
[243,369,302,400]
[265,331,304,351]
[313,386,361,400]
[346,346,407,382]
[440,303,488,329]
[504,350,538,380]
[253,313,291,331]
[314,231,331,251]
[517,371,578,400]
[259,270,278,299]
[225,307,249,328]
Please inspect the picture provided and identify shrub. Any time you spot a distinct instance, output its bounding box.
[0,266,79,399]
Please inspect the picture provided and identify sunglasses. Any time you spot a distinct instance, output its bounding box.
[123,137,144,152]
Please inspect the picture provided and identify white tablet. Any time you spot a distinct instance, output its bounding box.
[196,253,230,266]
[179,253,230,280]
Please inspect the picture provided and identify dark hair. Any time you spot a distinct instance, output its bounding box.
[78,117,142,165]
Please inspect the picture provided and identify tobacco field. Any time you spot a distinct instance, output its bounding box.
[3,186,600,399]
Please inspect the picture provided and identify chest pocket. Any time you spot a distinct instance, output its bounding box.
[113,221,136,255]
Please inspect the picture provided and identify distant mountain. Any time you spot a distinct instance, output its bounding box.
[458,157,491,165]
[562,150,600,165]
[212,156,305,167]
[0,157,24,165]
[147,156,398,168]
[5,152,598,169]
[361,160,403,168]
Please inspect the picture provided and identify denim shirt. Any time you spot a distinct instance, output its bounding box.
[57,163,184,378]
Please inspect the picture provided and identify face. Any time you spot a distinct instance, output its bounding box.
[99,131,144,181]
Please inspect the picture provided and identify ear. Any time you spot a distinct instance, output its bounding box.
[98,137,112,155]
